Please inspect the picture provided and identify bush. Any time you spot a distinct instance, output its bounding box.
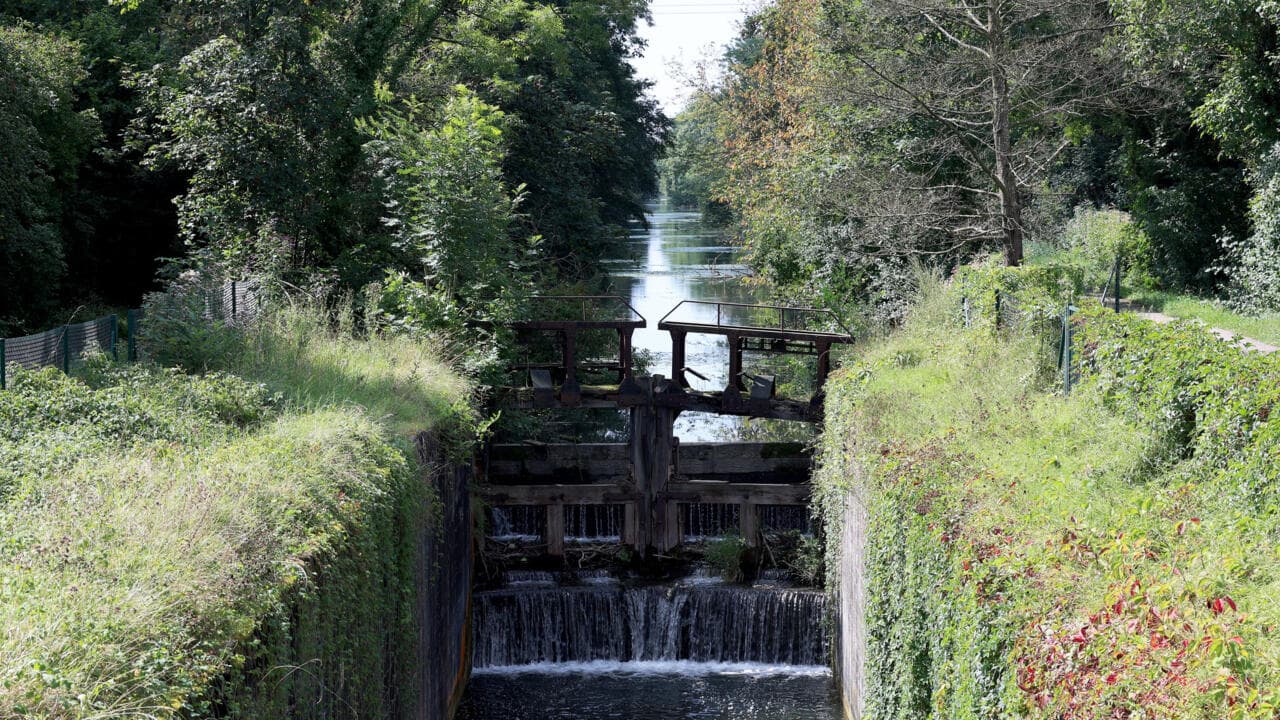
[1221,144,1280,313]
[1057,206,1157,293]
[1,289,474,718]
[139,271,245,371]
[703,533,748,583]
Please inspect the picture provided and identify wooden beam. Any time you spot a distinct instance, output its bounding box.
[740,501,759,548]
[481,484,640,505]
[546,503,564,556]
[663,481,810,505]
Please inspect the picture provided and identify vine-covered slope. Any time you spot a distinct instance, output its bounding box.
[817,269,1280,719]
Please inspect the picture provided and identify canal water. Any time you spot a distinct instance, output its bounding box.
[458,206,840,720]
[607,205,816,442]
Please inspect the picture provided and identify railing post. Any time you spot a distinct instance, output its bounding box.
[994,289,1002,331]
[61,326,70,374]
[1113,256,1121,313]
[109,314,119,361]
[230,280,237,321]
[127,309,139,362]
[1,338,6,390]
[1061,306,1073,394]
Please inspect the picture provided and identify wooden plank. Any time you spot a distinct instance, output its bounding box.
[546,503,564,556]
[740,501,759,548]
[664,481,810,505]
[481,484,641,505]
[624,502,638,549]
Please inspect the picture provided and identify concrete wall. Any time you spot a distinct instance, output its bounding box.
[835,485,868,720]
[414,433,473,720]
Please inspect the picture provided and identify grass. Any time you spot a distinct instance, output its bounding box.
[818,272,1280,718]
[216,299,472,437]
[1127,289,1280,346]
[0,298,471,718]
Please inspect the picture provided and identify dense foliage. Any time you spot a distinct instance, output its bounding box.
[0,0,667,336]
[817,270,1280,719]
[664,0,1280,312]
[0,297,472,718]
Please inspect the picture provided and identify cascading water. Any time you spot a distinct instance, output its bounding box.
[488,505,543,542]
[680,502,740,540]
[472,577,827,668]
[761,504,813,534]
[564,503,625,543]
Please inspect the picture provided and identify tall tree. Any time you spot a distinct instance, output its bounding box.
[815,0,1123,266]
[0,24,99,334]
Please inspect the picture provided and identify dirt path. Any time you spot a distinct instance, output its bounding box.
[1133,311,1279,354]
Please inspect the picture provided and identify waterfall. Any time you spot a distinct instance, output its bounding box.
[472,575,828,668]
[680,502,740,540]
[565,504,624,543]
[760,504,812,534]
[489,505,544,542]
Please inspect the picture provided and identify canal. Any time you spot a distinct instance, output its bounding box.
[456,205,841,720]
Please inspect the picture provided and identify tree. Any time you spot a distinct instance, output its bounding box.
[0,24,99,334]
[1112,0,1280,305]
[812,0,1123,266]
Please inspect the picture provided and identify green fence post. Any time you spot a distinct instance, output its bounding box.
[1,338,6,390]
[1061,306,1073,394]
[994,289,1002,331]
[61,326,70,374]
[127,310,139,362]
[1113,256,1122,313]
[230,280,237,321]
[110,314,119,361]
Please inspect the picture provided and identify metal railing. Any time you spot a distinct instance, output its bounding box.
[517,295,646,325]
[657,300,854,338]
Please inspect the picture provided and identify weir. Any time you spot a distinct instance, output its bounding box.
[472,571,828,668]
[483,295,851,556]
[457,209,845,720]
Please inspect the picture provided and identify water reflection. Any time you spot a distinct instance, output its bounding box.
[609,206,815,442]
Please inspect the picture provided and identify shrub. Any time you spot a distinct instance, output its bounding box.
[1057,206,1157,293]
[139,271,245,371]
[703,533,748,583]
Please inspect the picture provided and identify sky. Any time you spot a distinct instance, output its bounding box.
[631,0,755,115]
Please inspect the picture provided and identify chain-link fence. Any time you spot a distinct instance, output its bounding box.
[0,280,259,389]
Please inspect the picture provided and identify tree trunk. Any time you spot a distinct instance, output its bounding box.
[988,1,1024,266]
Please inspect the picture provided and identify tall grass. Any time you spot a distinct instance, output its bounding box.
[0,295,472,718]
[215,298,472,437]
[818,272,1280,717]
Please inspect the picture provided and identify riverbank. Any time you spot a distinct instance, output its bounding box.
[819,268,1280,718]
[0,300,475,718]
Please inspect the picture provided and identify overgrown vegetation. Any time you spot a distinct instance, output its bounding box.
[0,296,472,718]
[816,269,1280,718]
[0,0,667,337]
[663,0,1280,315]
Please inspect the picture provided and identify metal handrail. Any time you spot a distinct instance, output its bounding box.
[657,300,854,338]
[524,295,646,324]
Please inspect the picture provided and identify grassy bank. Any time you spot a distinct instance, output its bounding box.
[0,300,472,718]
[817,269,1280,719]
[1126,289,1280,346]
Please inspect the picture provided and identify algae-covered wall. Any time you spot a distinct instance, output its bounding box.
[416,433,474,720]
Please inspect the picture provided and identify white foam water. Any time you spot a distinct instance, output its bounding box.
[471,660,832,677]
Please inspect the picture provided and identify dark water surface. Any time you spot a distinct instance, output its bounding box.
[456,665,841,720]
